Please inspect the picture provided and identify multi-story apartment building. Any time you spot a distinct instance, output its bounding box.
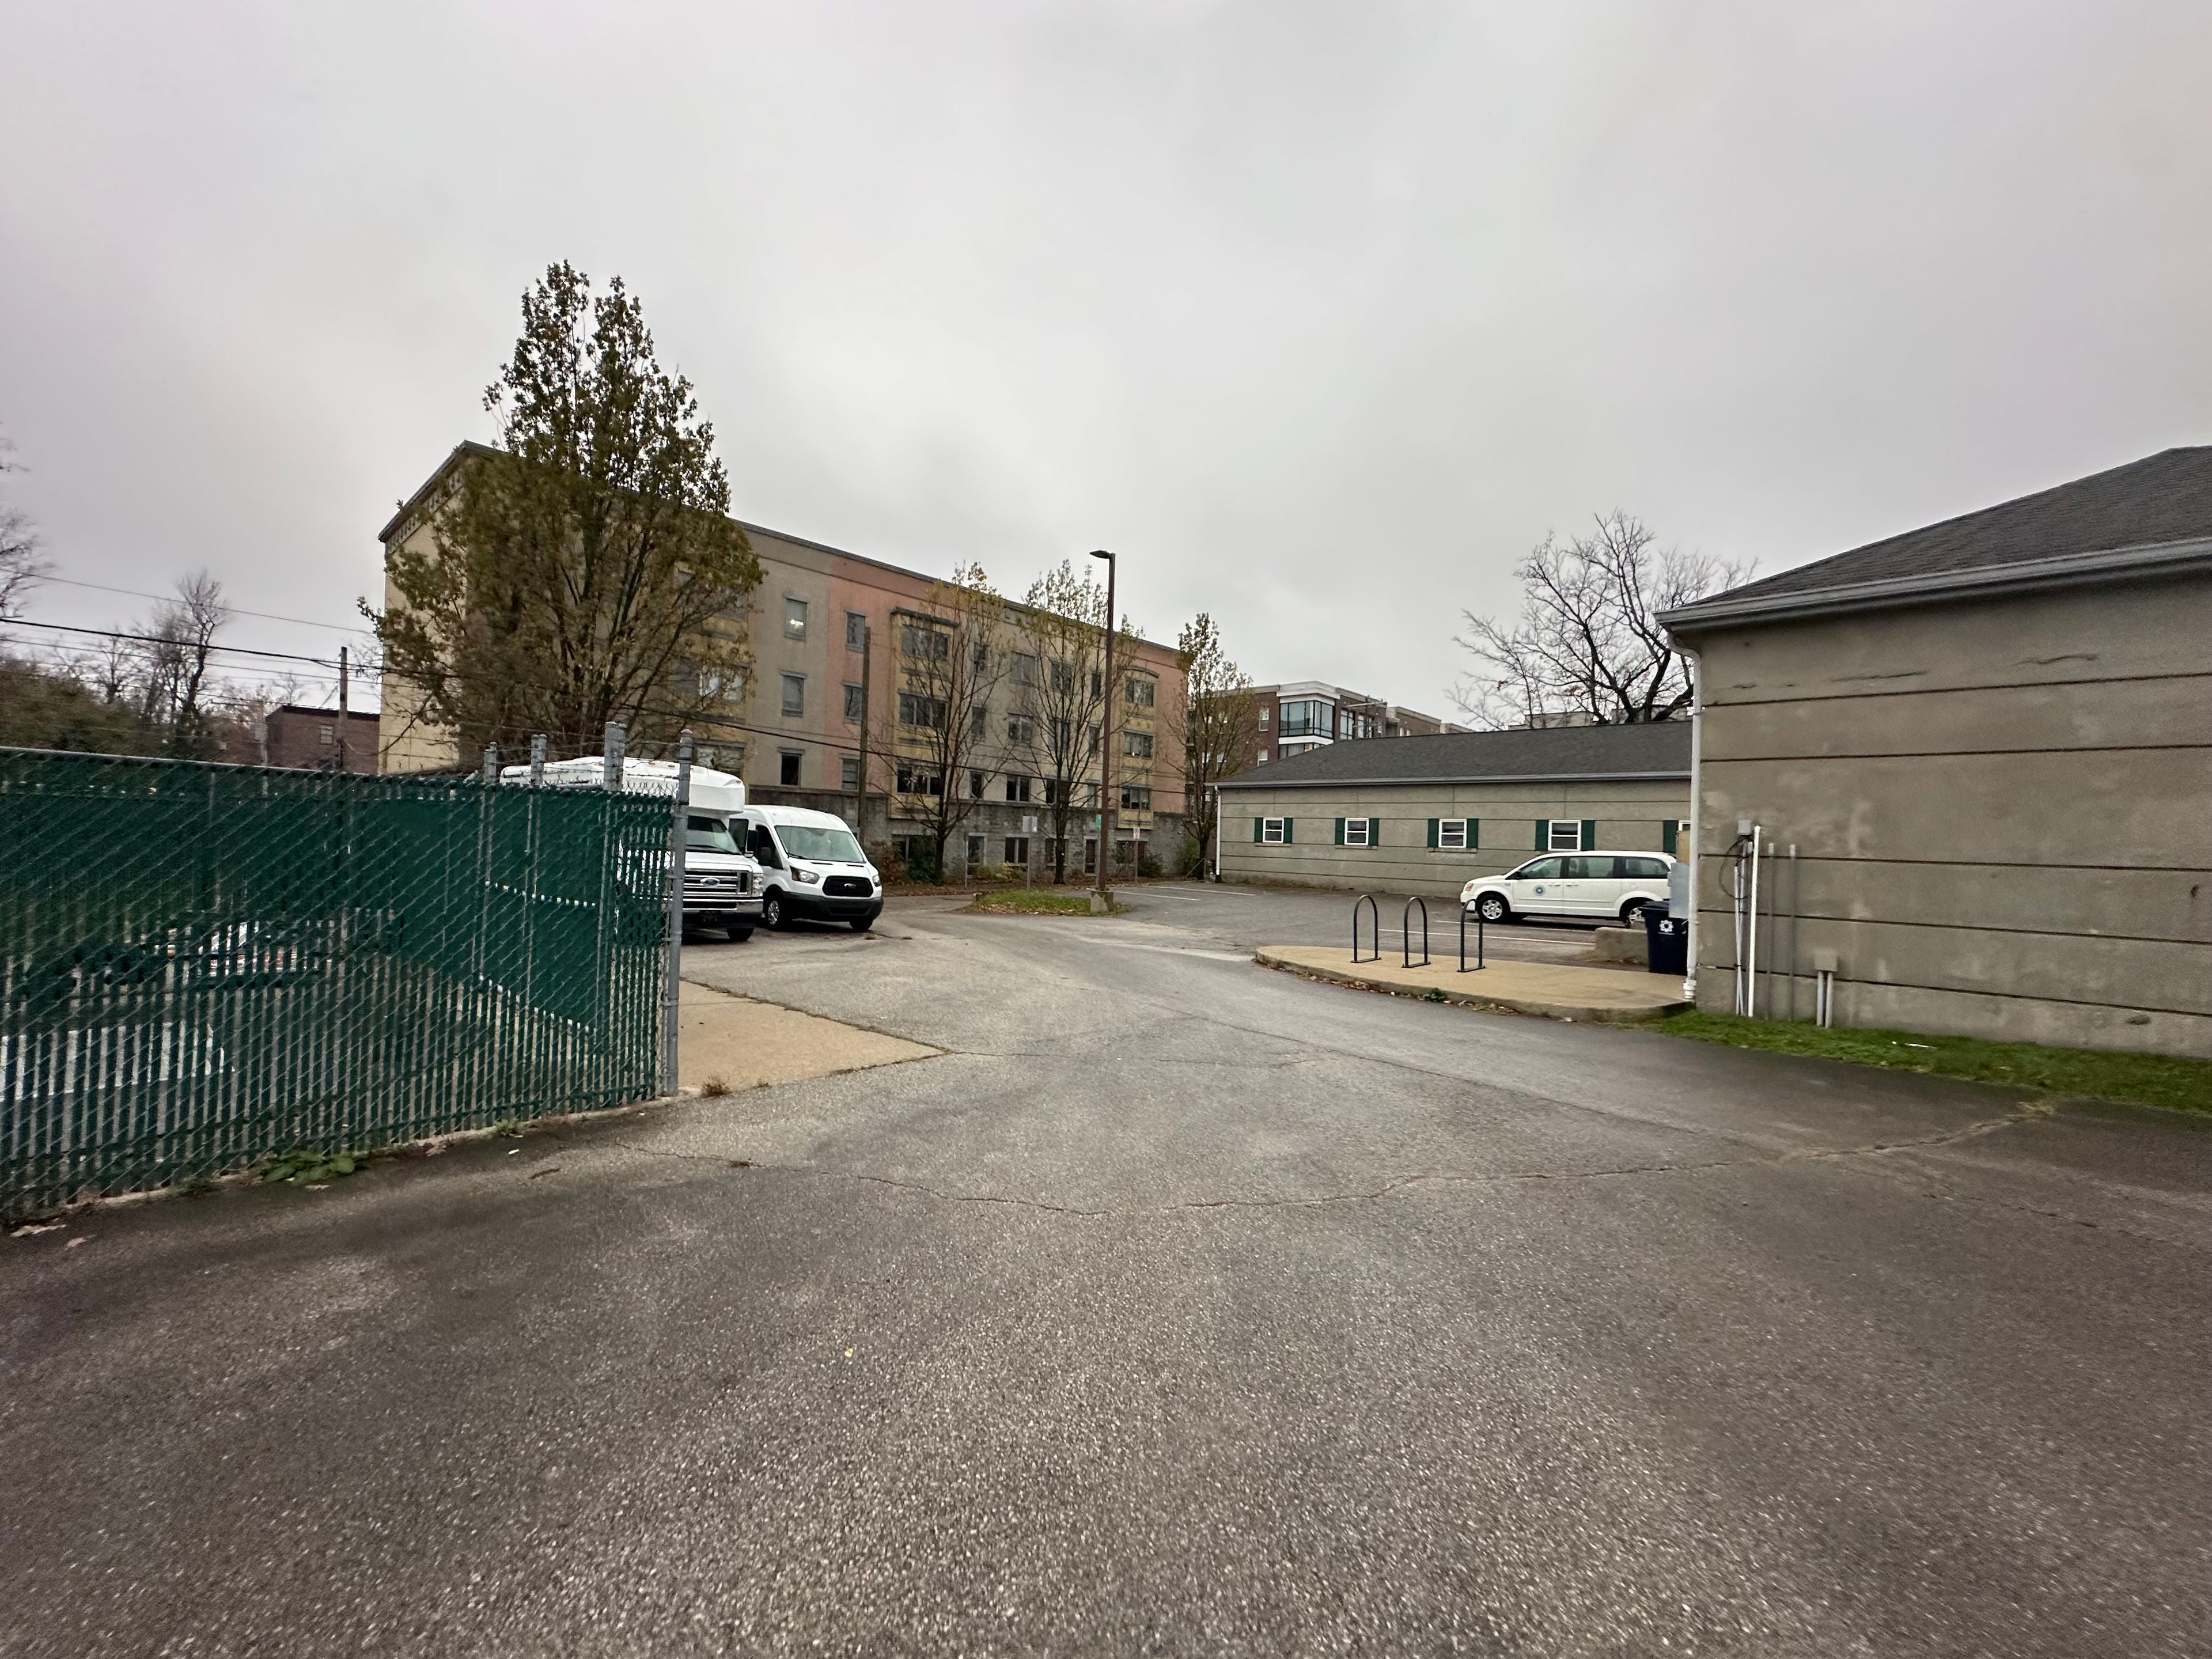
[376,443,1187,879]
[1247,680,1459,766]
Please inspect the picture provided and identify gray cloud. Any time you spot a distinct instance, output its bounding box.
[2,0,2206,711]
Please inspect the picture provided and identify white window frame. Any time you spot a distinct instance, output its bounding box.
[1343,817,1370,847]
[1262,817,1286,844]
[1438,820,1467,850]
[1547,819,1582,851]
[783,596,808,641]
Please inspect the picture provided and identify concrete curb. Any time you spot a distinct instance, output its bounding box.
[1253,948,1688,1025]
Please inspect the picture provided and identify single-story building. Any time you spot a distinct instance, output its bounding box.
[1215,723,1691,899]
[1661,445,2212,1059]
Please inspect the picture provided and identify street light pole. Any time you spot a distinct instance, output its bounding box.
[1090,548,1116,903]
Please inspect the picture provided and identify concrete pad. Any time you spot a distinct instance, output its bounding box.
[1256,944,1688,1022]
[680,980,939,1092]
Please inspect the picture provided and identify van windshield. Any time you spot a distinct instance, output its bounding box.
[777,824,866,864]
[684,816,741,855]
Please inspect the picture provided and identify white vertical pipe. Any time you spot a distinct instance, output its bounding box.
[1682,650,1703,1005]
[1747,826,1762,1019]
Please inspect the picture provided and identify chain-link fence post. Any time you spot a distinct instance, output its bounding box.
[659,728,694,1096]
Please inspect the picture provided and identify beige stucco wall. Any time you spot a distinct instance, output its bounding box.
[1217,778,1690,899]
[1683,571,2212,1058]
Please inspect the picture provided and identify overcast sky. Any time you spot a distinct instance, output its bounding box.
[3,1,2206,714]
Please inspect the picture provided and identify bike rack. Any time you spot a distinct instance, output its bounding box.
[1459,904,1484,972]
[1351,894,1380,962]
[1402,896,1430,967]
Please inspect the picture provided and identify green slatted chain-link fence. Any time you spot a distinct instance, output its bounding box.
[1,747,672,1218]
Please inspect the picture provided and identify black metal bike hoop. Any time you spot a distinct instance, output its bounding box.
[1402,896,1430,967]
[1351,893,1380,963]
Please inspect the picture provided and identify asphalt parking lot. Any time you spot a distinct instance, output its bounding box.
[5,886,2206,1656]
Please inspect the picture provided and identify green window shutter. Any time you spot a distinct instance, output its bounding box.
[1581,819,1597,851]
[1283,818,1293,844]
[1334,817,1345,845]
[1426,818,1438,849]
[1466,817,1479,849]
[1662,820,1677,855]
[1369,817,1381,845]
[1535,819,1551,851]
[1253,817,1263,844]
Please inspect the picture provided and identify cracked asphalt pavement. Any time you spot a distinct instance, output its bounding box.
[4,884,2208,1657]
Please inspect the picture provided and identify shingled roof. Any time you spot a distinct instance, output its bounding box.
[1218,721,1690,790]
[1664,445,2212,628]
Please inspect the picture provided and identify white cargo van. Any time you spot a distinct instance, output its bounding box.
[500,757,765,940]
[727,804,883,932]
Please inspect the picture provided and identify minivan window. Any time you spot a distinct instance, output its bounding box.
[684,816,740,854]
[1564,856,1616,880]
[1514,857,1565,881]
[777,824,866,864]
[1624,857,1669,878]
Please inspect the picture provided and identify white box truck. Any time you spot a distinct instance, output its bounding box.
[500,756,766,941]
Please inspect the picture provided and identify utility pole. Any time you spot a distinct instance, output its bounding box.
[336,645,349,773]
[1090,548,1117,904]
[659,728,694,1096]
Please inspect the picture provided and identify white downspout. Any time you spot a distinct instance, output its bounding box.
[1213,786,1221,881]
[1683,650,1703,1006]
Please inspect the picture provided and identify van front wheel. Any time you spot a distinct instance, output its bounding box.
[762,891,787,930]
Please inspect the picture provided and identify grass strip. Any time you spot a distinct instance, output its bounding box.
[1650,1009,2212,1115]
[966,889,1127,916]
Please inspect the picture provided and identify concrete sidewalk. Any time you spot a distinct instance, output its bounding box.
[680,980,939,1091]
[1256,944,1689,1022]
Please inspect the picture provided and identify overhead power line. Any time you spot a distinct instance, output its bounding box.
[0,617,352,668]
[34,576,372,634]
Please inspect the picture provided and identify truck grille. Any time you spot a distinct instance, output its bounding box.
[684,874,749,903]
[824,876,872,897]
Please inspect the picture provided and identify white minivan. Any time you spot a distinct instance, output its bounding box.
[728,804,884,932]
[1460,851,1675,926]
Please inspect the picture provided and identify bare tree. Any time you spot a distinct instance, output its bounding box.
[1450,513,1751,728]
[0,431,49,622]
[1176,612,1258,877]
[132,572,229,756]
[1014,560,1146,884]
[893,564,1007,880]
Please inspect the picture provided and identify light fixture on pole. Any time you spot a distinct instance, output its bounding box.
[1089,548,1116,904]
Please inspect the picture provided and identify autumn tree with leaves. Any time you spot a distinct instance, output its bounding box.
[371,263,760,761]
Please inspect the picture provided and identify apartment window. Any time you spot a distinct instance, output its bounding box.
[1004,774,1032,803]
[1006,715,1035,745]
[1048,716,1071,751]
[1003,836,1029,865]
[1438,819,1469,850]
[699,667,743,704]
[971,706,987,740]
[1279,699,1332,738]
[896,761,942,796]
[1041,778,1063,806]
[1049,660,1075,694]
[967,835,985,868]
[900,623,949,660]
[1010,652,1038,686]
[840,755,861,791]
[1119,784,1152,811]
[1342,817,1370,847]
[969,770,987,799]
[783,597,808,641]
[846,610,868,650]
[1124,675,1156,707]
[898,692,946,729]
[1546,819,1583,851]
[1257,747,1270,764]
[780,673,805,717]
[842,683,864,723]
[972,638,990,673]
[1260,817,1287,844]
[317,724,334,746]
[1257,707,1269,728]
[779,751,802,787]
[1122,730,1153,759]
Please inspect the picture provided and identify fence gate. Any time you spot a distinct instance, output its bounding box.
[0,748,670,1218]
